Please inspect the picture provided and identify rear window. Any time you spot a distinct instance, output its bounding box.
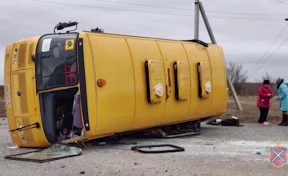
[36,33,78,91]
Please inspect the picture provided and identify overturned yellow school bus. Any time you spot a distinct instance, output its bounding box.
[4,23,227,148]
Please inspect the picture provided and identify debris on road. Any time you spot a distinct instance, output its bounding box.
[4,144,82,163]
[79,171,85,174]
[205,143,213,146]
[91,136,137,146]
[206,116,243,126]
[7,146,18,149]
[131,144,185,154]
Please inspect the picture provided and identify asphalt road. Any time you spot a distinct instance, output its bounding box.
[1,117,288,176]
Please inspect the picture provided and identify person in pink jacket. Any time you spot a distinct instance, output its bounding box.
[257,80,274,125]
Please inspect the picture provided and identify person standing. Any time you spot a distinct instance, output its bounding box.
[257,79,274,125]
[276,78,288,126]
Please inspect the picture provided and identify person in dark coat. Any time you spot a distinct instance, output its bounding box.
[276,78,288,126]
[257,79,274,125]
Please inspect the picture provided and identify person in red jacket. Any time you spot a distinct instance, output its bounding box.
[257,79,274,125]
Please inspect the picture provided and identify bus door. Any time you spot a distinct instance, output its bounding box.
[35,34,89,144]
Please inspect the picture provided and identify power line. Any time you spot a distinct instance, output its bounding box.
[276,0,288,6]
[205,10,288,17]
[29,0,192,17]
[90,0,194,11]
[249,35,288,78]
[29,0,284,21]
[208,16,282,20]
[90,0,288,17]
[247,23,288,78]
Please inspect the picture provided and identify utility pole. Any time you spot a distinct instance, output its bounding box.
[194,0,243,111]
[194,0,200,39]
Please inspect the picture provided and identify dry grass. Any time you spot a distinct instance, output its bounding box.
[0,85,3,97]
[0,98,5,117]
[222,96,282,124]
[0,86,5,117]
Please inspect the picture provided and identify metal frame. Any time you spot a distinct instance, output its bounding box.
[131,144,185,154]
[194,0,242,111]
[4,144,82,163]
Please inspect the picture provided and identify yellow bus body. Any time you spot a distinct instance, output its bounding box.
[4,32,227,148]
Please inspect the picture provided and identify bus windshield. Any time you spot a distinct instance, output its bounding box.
[36,33,78,91]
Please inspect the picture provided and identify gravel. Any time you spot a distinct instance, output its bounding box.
[0,118,288,176]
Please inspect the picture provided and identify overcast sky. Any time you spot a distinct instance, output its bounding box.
[1,0,288,84]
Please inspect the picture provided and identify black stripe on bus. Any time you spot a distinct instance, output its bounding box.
[144,61,151,103]
[77,38,90,131]
[197,62,202,99]
[173,62,180,100]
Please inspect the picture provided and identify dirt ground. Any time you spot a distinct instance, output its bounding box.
[0,117,288,176]
[222,96,282,124]
[0,97,287,176]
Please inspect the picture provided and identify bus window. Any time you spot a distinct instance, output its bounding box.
[35,33,78,91]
